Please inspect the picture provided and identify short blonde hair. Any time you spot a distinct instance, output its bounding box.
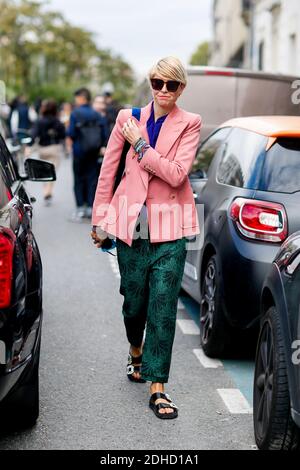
[148,56,187,86]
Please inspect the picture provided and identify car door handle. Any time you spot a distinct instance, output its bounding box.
[286,252,300,275]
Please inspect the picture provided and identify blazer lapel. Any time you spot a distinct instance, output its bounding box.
[155,105,188,157]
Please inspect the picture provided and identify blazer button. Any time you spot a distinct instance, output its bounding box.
[170,194,176,199]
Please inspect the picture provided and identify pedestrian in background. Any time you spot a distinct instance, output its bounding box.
[93,95,109,169]
[91,57,202,419]
[103,91,122,135]
[67,88,108,221]
[31,99,65,205]
[60,102,73,158]
[10,95,37,142]
[93,95,107,118]
[60,102,73,131]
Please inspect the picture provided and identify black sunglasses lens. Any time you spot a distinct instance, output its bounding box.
[151,79,181,92]
[167,81,180,92]
[151,79,164,91]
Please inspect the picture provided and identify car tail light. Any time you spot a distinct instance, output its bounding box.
[0,232,14,308]
[230,198,287,243]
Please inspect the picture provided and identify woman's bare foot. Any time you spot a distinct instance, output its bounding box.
[150,383,176,415]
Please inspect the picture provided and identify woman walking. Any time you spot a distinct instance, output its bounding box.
[31,99,65,205]
[91,57,202,419]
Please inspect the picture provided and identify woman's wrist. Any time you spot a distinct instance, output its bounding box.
[137,144,150,162]
[133,137,146,152]
[133,137,150,162]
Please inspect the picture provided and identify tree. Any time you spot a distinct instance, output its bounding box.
[189,42,211,66]
[0,0,136,103]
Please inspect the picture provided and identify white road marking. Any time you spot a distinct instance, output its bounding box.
[193,348,223,369]
[177,299,185,310]
[109,257,120,278]
[176,319,200,335]
[217,389,253,414]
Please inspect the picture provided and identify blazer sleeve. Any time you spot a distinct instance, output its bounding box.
[139,115,202,188]
[92,109,126,226]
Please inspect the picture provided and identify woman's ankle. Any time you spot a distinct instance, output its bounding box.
[150,382,165,394]
[130,344,143,357]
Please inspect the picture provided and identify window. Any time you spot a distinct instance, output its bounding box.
[289,34,298,76]
[0,135,17,189]
[217,128,267,189]
[190,128,231,179]
[0,164,11,210]
[259,138,300,194]
[258,41,264,71]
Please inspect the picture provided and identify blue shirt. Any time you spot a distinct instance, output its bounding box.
[67,104,109,157]
[146,100,168,149]
[138,102,169,224]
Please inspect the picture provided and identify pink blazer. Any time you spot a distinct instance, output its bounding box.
[92,100,202,247]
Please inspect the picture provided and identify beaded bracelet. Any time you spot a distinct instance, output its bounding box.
[134,137,146,152]
[133,138,150,162]
[137,144,150,162]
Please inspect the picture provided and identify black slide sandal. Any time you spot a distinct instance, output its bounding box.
[127,351,146,383]
[149,392,178,419]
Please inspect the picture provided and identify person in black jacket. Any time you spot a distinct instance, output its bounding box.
[67,88,108,221]
[31,99,66,205]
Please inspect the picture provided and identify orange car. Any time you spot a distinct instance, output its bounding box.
[182,116,300,357]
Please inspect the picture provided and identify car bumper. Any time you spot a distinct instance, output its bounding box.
[219,220,280,328]
[0,316,42,403]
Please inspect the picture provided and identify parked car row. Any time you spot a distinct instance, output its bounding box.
[0,133,56,430]
[182,115,300,449]
[183,115,300,355]
[253,232,300,450]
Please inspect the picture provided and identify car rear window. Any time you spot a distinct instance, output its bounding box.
[259,138,300,193]
[217,128,268,189]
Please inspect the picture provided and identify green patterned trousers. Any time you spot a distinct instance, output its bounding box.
[116,233,187,384]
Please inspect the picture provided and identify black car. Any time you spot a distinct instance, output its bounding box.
[0,135,55,429]
[182,116,300,357]
[253,231,300,451]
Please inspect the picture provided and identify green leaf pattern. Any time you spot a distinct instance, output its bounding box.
[116,236,187,383]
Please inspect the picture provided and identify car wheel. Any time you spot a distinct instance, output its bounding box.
[200,254,234,358]
[1,339,40,430]
[253,306,300,451]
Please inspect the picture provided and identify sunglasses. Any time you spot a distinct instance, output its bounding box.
[150,78,181,93]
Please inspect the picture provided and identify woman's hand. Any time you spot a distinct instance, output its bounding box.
[122,118,143,147]
[90,227,109,248]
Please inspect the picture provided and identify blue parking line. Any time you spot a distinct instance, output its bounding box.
[180,293,254,406]
[179,293,201,327]
[222,360,254,405]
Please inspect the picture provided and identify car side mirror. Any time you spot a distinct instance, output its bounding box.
[22,158,56,182]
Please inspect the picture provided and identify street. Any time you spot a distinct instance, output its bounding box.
[0,156,256,450]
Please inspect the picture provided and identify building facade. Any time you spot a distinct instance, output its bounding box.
[210,0,300,76]
[209,0,252,68]
[252,0,300,75]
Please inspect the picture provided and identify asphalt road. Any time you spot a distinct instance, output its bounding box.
[0,156,256,450]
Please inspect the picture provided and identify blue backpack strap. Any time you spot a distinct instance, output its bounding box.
[132,107,141,121]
